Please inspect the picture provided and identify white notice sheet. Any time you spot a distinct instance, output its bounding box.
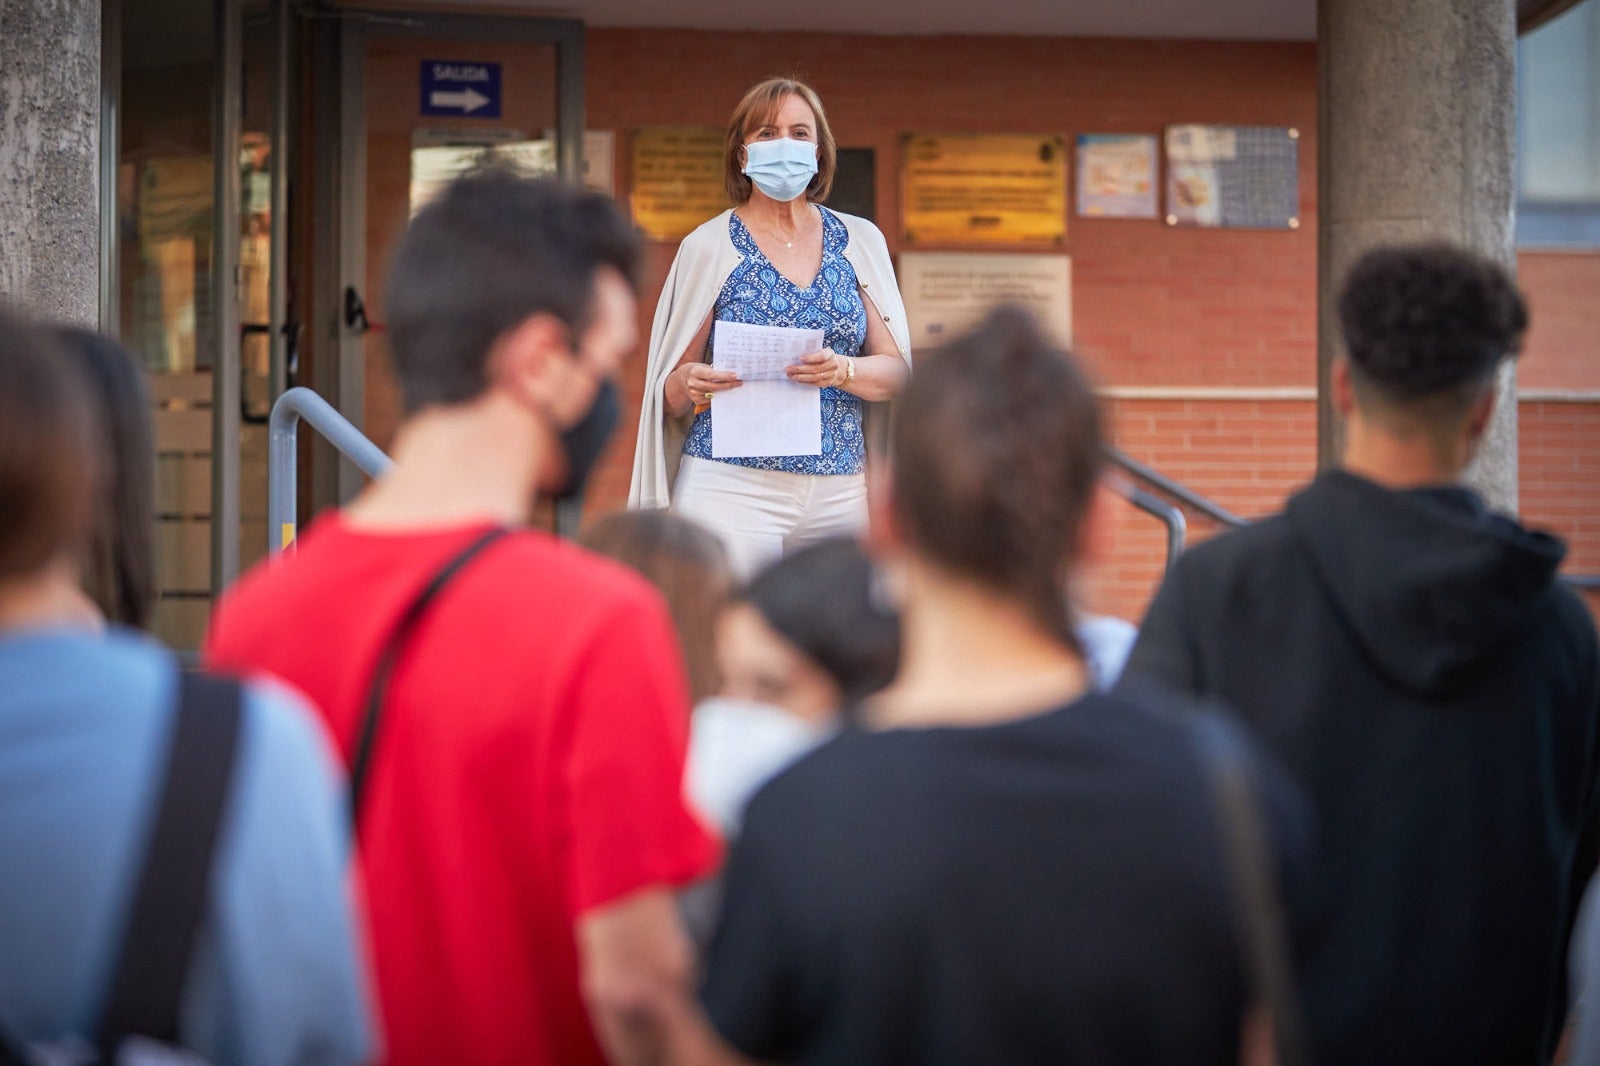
[710,320,824,458]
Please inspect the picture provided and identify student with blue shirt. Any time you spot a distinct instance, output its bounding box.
[0,310,371,1065]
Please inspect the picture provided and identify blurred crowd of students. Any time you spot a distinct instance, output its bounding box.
[1,169,1597,1066]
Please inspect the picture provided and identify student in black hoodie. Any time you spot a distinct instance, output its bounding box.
[1122,242,1600,1065]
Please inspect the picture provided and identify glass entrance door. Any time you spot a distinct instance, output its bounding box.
[111,0,287,648]
[334,13,584,466]
[110,3,582,648]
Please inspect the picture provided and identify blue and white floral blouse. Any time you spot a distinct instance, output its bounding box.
[682,206,869,476]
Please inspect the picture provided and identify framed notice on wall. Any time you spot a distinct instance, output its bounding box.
[898,251,1072,352]
[1075,134,1159,219]
[631,126,727,240]
[1165,124,1300,230]
[901,134,1067,246]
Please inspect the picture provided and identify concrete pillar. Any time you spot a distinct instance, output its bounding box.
[1318,0,1520,512]
[0,0,101,325]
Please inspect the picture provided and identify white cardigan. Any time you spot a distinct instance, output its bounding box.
[627,208,914,509]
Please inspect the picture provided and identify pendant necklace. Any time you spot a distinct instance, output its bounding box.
[760,208,810,250]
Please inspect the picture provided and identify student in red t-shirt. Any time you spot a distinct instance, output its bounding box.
[205,171,719,1066]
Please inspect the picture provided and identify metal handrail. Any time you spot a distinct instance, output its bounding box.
[1107,475,1187,572]
[269,387,392,554]
[258,391,1597,589]
[1106,446,1249,528]
[1108,445,1600,593]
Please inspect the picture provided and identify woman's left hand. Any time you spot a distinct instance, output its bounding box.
[786,349,848,389]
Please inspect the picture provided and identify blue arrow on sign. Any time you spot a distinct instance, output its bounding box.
[421,61,502,118]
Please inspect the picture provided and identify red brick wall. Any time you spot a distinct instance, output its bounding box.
[571,28,1597,624]
[1090,397,1600,623]
[1522,402,1600,567]
[1090,397,1318,620]
[1515,251,1600,625]
[1520,250,1600,624]
[1518,252,1600,391]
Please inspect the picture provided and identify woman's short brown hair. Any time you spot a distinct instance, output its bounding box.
[890,305,1104,649]
[0,308,100,584]
[723,77,837,206]
[579,510,733,705]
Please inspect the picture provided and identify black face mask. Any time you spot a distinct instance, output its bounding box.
[553,378,620,502]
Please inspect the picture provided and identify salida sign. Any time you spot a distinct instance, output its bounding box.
[420,61,503,118]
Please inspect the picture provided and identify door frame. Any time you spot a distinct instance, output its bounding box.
[217,0,296,587]
[212,0,243,591]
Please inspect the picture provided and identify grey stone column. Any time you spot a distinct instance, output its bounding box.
[1318,0,1520,511]
[0,0,101,325]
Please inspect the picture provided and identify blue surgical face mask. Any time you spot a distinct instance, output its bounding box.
[742,137,819,203]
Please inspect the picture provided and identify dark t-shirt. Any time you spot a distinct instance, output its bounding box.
[700,690,1308,1066]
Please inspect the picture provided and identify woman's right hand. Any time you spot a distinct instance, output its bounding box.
[682,362,743,403]
[666,359,741,417]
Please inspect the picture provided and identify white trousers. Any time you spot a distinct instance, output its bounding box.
[672,456,868,580]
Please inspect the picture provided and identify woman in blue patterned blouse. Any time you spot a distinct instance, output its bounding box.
[632,78,914,578]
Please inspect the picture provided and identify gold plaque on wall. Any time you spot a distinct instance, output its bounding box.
[631,126,727,240]
[901,133,1067,246]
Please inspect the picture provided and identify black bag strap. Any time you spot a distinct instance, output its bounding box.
[348,527,508,824]
[1191,711,1311,1066]
[96,671,243,1057]
[0,1022,27,1065]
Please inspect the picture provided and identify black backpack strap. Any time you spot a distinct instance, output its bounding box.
[1190,711,1311,1066]
[0,1026,29,1066]
[96,671,243,1057]
[349,527,508,825]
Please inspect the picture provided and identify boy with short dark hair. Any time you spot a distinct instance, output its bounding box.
[205,171,718,1066]
[1122,242,1600,1063]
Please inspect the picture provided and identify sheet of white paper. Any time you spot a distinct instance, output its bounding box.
[711,320,825,380]
[710,321,824,458]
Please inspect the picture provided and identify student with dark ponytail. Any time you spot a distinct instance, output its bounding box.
[52,327,157,630]
[0,308,370,1065]
[688,305,1311,1066]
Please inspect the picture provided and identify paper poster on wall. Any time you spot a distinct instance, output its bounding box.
[581,131,615,196]
[410,129,615,216]
[631,126,727,240]
[1075,134,1159,219]
[898,252,1072,352]
[901,134,1067,246]
[1165,124,1300,229]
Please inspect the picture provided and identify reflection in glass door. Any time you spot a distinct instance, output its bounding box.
[117,0,217,648]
